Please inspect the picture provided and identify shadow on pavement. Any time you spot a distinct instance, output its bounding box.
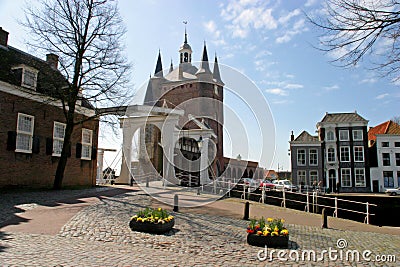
[0,186,136,229]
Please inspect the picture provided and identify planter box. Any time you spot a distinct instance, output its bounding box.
[129,218,175,234]
[247,234,289,248]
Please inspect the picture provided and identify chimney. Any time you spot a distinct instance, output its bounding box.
[290,131,294,141]
[0,27,9,47]
[46,53,59,70]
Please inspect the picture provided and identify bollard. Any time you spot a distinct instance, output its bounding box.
[173,194,179,212]
[322,208,328,228]
[243,201,250,220]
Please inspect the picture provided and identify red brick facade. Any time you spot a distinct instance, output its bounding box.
[0,90,99,188]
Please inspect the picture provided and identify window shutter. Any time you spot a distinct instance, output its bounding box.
[46,138,53,155]
[7,131,17,151]
[76,143,82,158]
[32,136,40,154]
[91,146,97,160]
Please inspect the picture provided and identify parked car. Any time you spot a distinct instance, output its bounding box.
[385,187,400,196]
[259,179,275,190]
[273,179,298,192]
[237,178,258,191]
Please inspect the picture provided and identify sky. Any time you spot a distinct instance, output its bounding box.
[1,0,399,173]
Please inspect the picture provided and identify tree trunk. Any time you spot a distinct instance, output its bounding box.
[53,107,76,189]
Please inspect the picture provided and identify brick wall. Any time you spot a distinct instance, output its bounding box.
[0,90,99,188]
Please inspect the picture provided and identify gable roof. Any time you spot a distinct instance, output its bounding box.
[0,45,94,110]
[292,130,320,143]
[320,112,367,123]
[368,120,400,141]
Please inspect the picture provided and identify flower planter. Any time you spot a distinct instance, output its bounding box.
[129,218,175,234]
[247,234,289,248]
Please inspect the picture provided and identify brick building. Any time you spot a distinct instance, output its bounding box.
[0,27,98,188]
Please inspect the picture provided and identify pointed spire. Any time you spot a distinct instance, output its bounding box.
[213,53,223,84]
[184,27,188,44]
[169,59,173,73]
[196,41,211,74]
[154,49,163,77]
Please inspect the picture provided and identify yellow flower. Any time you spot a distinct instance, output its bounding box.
[281,219,285,223]
[281,229,289,236]
[137,217,143,222]
[267,218,273,222]
[158,208,162,211]
[263,230,270,236]
[274,226,279,232]
[271,231,279,236]
[168,215,174,220]
[257,231,263,236]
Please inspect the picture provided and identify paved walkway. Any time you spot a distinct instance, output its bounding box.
[0,185,399,266]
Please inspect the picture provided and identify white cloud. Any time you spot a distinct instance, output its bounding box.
[323,85,340,91]
[285,83,303,89]
[221,1,277,39]
[203,20,226,46]
[278,9,301,25]
[276,19,308,43]
[266,88,288,96]
[376,93,389,99]
[305,0,318,7]
[359,78,377,84]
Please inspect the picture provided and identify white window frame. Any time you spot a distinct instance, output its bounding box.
[354,168,366,187]
[352,130,363,141]
[12,65,38,90]
[327,147,336,163]
[341,168,352,187]
[339,130,349,141]
[353,146,364,162]
[309,170,318,184]
[52,122,66,157]
[340,146,350,162]
[326,131,335,141]
[297,149,306,166]
[81,128,93,160]
[297,170,306,184]
[15,113,34,153]
[309,149,318,166]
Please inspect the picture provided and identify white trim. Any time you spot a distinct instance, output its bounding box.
[15,113,34,153]
[354,168,366,187]
[339,130,349,141]
[297,149,306,166]
[341,168,352,187]
[353,146,364,162]
[340,146,350,162]
[309,148,318,166]
[0,80,96,117]
[352,129,363,141]
[81,128,93,160]
[52,121,66,157]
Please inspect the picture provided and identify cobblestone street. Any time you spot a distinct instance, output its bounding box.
[0,187,399,266]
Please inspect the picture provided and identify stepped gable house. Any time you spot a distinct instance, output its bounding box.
[0,27,98,188]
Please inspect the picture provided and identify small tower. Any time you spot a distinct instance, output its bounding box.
[179,28,192,64]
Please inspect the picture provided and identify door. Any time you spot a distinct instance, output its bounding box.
[372,180,379,193]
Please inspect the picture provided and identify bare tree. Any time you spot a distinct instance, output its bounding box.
[392,116,400,124]
[309,0,400,80]
[22,0,132,189]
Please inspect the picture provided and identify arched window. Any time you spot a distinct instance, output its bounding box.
[327,147,336,162]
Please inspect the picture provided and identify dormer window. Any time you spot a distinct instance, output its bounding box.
[12,65,38,90]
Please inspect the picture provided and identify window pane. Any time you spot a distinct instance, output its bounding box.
[82,145,91,159]
[16,134,31,151]
[54,123,65,139]
[53,139,63,155]
[353,130,363,141]
[18,115,33,133]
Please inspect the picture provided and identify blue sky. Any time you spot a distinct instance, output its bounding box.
[1,0,399,172]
